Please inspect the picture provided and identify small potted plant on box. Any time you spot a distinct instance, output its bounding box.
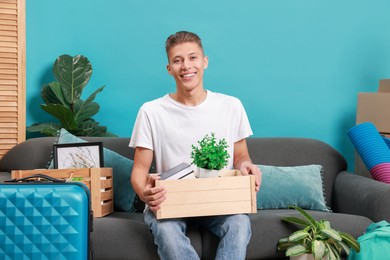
[190,132,230,178]
[277,206,360,260]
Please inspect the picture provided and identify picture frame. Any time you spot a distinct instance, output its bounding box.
[53,142,104,169]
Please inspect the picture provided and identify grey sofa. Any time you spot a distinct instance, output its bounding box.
[1,136,390,259]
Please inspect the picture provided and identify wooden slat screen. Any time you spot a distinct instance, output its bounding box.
[0,0,25,159]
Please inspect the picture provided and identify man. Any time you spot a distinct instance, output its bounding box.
[130,31,261,260]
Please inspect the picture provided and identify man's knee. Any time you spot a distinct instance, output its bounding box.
[223,214,251,234]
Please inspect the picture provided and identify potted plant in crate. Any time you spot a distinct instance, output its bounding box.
[277,206,360,260]
[190,132,230,178]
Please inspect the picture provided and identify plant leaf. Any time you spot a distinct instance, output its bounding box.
[41,84,55,104]
[78,119,107,136]
[340,232,360,253]
[289,230,310,242]
[321,228,342,242]
[285,244,308,256]
[320,219,331,229]
[44,82,70,108]
[53,54,92,105]
[26,122,61,136]
[277,237,295,251]
[312,240,326,260]
[74,85,105,122]
[289,206,319,229]
[326,243,341,260]
[41,104,77,130]
[281,216,311,227]
[74,100,100,123]
[338,241,350,255]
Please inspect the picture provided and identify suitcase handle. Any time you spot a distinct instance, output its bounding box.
[6,173,66,183]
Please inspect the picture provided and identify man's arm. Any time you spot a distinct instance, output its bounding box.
[233,139,262,191]
[131,147,166,213]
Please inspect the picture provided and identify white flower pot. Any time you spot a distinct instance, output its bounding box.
[195,168,219,178]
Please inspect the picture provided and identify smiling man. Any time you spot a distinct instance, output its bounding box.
[130,31,261,260]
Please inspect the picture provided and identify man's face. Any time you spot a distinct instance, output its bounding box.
[167,42,208,92]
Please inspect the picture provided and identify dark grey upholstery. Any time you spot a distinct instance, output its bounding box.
[1,137,389,259]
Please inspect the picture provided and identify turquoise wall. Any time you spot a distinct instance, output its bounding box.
[26,0,390,171]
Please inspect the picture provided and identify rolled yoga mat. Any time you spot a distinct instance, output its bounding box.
[348,122,390,183]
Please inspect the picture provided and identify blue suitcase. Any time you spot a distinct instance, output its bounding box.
[0,174,92,259]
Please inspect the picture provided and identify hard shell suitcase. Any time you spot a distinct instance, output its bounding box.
[0,174,92,260]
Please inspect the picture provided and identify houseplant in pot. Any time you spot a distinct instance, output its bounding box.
[190,132,230,178]
[27,54,115,137]
[277,206,360,260]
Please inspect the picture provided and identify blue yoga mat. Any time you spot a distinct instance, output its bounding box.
[347,122,390,170]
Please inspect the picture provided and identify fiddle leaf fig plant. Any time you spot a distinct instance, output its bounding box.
[27,54,116,137]
[191,132,230,170]
[277,205,360,260]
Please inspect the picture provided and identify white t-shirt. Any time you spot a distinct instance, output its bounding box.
[129,90,253,172]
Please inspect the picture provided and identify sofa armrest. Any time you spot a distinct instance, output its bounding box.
[333,171,390,222]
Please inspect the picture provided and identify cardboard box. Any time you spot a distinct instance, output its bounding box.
[379,79,390,92]
[11,168,113,218]
[155,170,257,219]
[355,79,390,176]
[356,79,390,134]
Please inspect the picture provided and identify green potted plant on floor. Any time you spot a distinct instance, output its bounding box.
[27,54,116,137]
[277,205,360,260]
[190,132,230,178]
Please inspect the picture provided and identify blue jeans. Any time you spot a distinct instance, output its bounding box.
[144,209,251,260]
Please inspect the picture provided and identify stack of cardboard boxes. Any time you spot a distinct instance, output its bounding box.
[355,79,390,177]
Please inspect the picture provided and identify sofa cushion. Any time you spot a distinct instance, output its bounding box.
[257,164,330,212]
[49,129,136,212]
[91,212,203,260]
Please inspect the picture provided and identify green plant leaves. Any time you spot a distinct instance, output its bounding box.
[340,232,360,253]
[285,244,308,256]
[74,85,105,123]
[289,230,310,242]
[321,228,342,242]
[312,240,326,260]
[53,54,92,105]
[41,104,77,130]
[41,82,68,108]
[281,216,311,227]
[277,206,360,260]
[191,133,230,170]
[290,205,318,229]
[26,123,61,136]
[27,54,115,137]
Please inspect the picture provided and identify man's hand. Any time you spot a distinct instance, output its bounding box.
[142,174,167,214]
[240,161,262,192]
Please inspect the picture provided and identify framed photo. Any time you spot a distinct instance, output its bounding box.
[53,142,104,169]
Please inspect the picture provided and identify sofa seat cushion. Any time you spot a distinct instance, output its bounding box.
[91,212,203,260]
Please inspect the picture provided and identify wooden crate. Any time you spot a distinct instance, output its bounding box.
[155,170,257,219]
[11,168,113,218]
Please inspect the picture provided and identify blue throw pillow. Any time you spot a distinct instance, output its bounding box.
[257,164,330,212]
[48,128,136,212]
